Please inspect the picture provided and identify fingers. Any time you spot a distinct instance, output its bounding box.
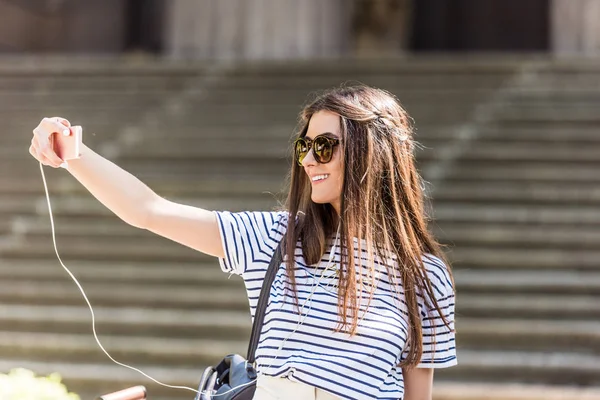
[30,117,72,168]
[33,117,71,143]
[29,140,63,168]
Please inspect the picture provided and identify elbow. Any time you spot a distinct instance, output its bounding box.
[120,197,154,230]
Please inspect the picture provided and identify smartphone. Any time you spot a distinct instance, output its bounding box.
[51,125,83,161]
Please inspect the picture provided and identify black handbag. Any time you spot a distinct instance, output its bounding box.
[194,241,283,400]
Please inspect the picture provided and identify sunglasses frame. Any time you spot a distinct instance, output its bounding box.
[294,134,340,166]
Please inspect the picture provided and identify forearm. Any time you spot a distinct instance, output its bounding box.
[65,144,156,228]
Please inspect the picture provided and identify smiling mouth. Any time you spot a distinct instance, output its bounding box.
[311,174,329,183]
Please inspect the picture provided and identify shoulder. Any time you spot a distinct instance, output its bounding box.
[421,253,454,301]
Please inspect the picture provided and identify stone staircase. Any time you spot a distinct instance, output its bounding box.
[430,59,600,389]
[1,56,599,400]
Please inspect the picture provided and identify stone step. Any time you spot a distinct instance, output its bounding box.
[434,203,600,225]
[0,280,247,310]
[435,182,600,205]
[137,124,294,140]
[508,88,600,99]
[0,175,69,195]
[8,214,164,238]
[479,126,600,142]
[2,95,166,111]
[448,163,600,183]
[456,318,600,353]
[118,138,292,159]
[447,247,600,270]
[457,294,600,320]
[1,108,152,122]
[0,194,44,213]
[504,100,600,111]
[0,330,247,368]
[437,349,600,386]
[454,269,600,295]
[458,143,600,163]
[0,219,12,235]
[498,108,600,123]
[0,304,251,338]
[119,158,290,180]
[1,234,208,262]
[0,259,230,286]
[434,224,600,248]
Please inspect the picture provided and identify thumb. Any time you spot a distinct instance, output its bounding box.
[51,116,71,128]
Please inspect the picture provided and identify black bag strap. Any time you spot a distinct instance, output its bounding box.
[246,240,284,364]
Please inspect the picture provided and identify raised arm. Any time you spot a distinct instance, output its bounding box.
[29,117,224,258]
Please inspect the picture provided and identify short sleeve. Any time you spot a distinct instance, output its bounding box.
[213,211,288,276]
[401,255,457,368]
[417,255,457,368]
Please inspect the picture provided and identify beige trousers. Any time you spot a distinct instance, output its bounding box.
[253,375,340,400]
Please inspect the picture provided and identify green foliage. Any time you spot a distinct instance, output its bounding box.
[0,368,80,400]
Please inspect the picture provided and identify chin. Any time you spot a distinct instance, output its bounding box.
[311,195,335,206]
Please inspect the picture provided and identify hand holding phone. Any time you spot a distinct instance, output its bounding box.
[50,125,83,161]
[30,117,83,168]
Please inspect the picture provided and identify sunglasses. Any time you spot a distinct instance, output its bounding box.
[293,134,340,166]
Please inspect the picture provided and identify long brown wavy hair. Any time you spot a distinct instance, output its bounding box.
[283,85,454,368]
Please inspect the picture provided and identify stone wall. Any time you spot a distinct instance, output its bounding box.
[0,0,126,53]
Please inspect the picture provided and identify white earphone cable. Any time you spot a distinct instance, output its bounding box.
[39,161,232,397]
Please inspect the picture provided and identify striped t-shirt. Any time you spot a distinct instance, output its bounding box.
[215,211,457,400]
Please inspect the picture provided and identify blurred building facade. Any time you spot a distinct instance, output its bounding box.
[0,0,599,58]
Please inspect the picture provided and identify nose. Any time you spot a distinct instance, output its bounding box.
[301,146,317,168]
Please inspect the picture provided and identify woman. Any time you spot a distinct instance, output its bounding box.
[29,85,456,400]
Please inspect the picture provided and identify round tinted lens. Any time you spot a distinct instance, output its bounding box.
[314,137,333,163]
[295,138,308,165]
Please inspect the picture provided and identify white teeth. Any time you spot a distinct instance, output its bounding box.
[312,174,329,182]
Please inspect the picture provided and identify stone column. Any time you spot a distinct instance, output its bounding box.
[163,0,348,60]
[551,0,600,56]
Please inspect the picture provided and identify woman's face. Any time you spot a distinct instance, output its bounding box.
[301,110,344,214]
